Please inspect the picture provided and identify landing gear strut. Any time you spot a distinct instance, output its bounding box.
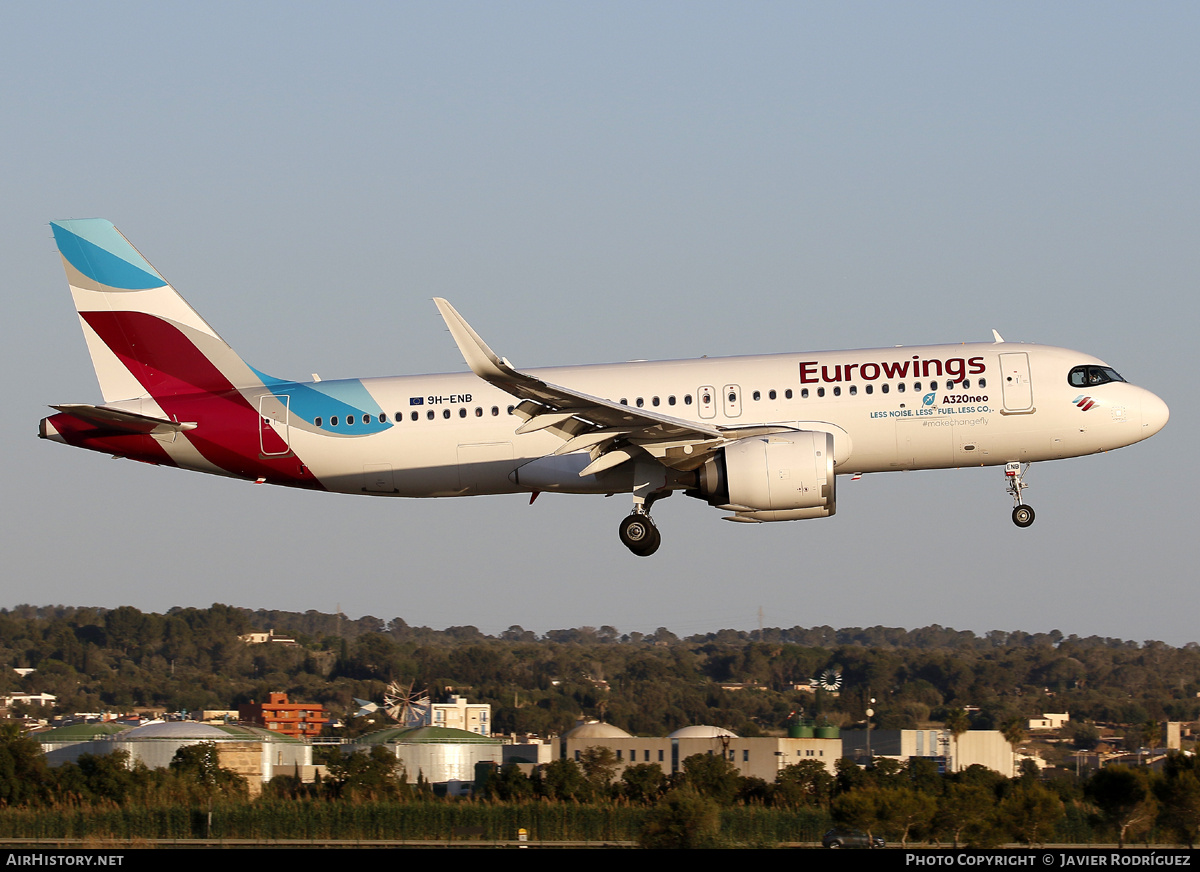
[1005,461,1035,528]
[620,467,671,556]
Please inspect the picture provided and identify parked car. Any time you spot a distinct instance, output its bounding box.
[822,828,886,849]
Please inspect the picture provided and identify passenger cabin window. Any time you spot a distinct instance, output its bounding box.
[785,389,792,399]
[315,417,323,427]
[1069,365,1125,387]
[752,391,761,401]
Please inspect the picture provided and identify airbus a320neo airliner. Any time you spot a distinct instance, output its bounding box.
[40,219,1169,556]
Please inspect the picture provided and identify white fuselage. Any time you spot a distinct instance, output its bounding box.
[275,341,1166,498]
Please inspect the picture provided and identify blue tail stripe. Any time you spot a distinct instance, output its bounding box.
[251,368,392,433]
[51,220,165,290]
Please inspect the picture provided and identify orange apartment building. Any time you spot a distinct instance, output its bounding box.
[238,692,329,738]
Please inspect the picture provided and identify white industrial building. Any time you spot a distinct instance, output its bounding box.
[346,725,504,796]
[36,720,313,794]
[840,728,1015,776]
[558,720,844,781]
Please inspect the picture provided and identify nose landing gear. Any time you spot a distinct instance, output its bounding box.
[1005,462,1035,528]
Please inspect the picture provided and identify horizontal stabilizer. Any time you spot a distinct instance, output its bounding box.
[49,404,196,435]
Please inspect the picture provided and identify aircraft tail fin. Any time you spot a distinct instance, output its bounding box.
[51,219,260,403]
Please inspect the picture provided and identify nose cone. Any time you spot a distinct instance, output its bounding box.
[1141,391,1169,438]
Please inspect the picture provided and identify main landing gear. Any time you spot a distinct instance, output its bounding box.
[620,474,671,556]
[619,512,660,557]
[1005,461,1035,528]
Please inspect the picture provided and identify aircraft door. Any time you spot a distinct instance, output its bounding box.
[722,384,742,418]
[258,394,291,456]
[998,352,1034,412]
[697,385,716,419]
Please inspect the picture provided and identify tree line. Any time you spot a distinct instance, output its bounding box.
[2,604,1197,745]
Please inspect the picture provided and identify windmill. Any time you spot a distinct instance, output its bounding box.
[354,680,431,726]
[385,680,431,728]
[817,669,842,694]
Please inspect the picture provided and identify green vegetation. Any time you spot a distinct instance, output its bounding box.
[3,604,1199,741]
[1,604,1199,845]
[0,731,1197,846]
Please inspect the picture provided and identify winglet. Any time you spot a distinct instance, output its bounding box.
[433,298,520,382]
[992,329,1005,343]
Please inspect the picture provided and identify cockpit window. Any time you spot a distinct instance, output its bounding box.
[1068,365,1125,388]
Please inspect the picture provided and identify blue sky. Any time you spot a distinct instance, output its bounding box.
[3,2,1197,643]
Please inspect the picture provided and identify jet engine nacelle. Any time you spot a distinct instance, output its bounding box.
[691,431,836,522]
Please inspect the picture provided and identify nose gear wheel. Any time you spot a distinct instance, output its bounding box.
[1005,462,1034,528]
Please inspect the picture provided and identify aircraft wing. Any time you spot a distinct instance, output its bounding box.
[434,299,792,473]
